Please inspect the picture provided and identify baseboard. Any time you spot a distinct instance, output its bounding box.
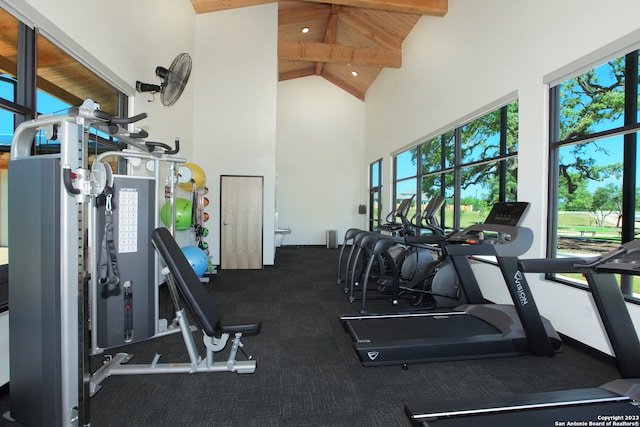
[558,333,617,366]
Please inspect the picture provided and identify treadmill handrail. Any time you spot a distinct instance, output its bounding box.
[519,256,597,273]
[519,239,640,379]
[520,240,640,275]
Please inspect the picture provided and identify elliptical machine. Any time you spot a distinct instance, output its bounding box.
[378,195,415,236]
[344,195,467,313]
[376,195,466,310]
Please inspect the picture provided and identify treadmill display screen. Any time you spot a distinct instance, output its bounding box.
[483,202,530,226]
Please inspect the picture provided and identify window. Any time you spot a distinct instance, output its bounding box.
[36,34,121,116]
[369,159,383,231]
[392,100,519,232]
[548,50,640,299]
[0,7,127,247]
[0,8,124,153]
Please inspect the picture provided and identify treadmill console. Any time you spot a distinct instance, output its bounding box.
[446,202,532,250]
[483,202,530,226]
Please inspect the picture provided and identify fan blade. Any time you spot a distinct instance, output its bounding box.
[160,53,192,106]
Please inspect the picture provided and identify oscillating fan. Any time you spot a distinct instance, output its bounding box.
[135,53,192,106]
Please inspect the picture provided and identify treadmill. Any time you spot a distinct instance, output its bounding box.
[340,202,562,367]
[404,240,640,426]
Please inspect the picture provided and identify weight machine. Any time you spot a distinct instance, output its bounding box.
[7,100,240,427]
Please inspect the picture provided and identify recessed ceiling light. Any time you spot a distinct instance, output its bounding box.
[301,27,310,34]
[351,71,358,77]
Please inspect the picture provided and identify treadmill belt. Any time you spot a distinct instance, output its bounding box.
[416,400,640,427]
[346,314,500,342]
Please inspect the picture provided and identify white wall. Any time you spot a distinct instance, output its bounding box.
[365,0,640,353]
[276,76,367,246]
[193,4,278,266]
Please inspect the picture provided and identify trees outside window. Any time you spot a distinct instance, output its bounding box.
[393,100,518,231]
[549,50,639,298]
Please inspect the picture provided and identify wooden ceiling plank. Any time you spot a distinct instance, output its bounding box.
[192,0,276,13]
[279,40,400,68]
[321,71,365,101]
[300,0,447,16]
[279,66,316,81]
[339,9,404,50]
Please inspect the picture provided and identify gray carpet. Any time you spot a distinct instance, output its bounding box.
[0,246,621,426]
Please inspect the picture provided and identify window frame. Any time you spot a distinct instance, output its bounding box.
[369,158,383,231]
[547,49,640,300]
[392,100,518,231]
[0,9,129,245]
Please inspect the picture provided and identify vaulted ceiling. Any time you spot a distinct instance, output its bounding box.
[192,0,448,100]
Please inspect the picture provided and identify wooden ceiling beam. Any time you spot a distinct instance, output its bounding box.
[194,0,447,16]
[279,40,401,68]
[315,5,339,75]
[37,77,84,108]
[0,54,84,109]
[0,54,16,75]
[300,0,447,16]
[278,3,330,24]
[192,0,276,14]
[279,66,316,81]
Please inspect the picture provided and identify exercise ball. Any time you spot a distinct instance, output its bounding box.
[181,246,208,277]
[178,163,206,192]
[160,198,192,231]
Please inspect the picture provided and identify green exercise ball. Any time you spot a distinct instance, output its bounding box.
[161,198,192,231]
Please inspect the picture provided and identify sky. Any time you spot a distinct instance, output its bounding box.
[0,76,70,145]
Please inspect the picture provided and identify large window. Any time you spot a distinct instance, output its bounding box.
[0,8,124,153]
[0,7,127,247]
[392,100,519,232]
[548,49,639,298]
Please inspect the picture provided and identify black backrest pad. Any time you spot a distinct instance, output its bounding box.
[151,227,220,336]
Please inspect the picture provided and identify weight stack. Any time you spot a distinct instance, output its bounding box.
[95,175,156,349]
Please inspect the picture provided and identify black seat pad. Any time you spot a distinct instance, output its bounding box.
[151,227,261,336]
[220,315,261,335]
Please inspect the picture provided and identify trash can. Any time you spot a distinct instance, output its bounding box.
[326,229,338,248]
